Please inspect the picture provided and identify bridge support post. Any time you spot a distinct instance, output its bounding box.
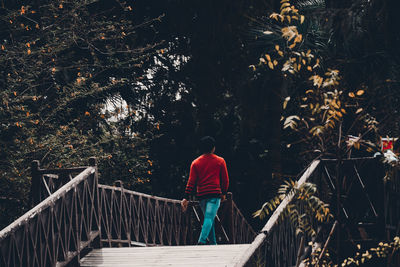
[226,192,234,244]
[30,160,41,207]
[89,157,102,249]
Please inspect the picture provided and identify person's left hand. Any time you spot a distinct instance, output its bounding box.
[221,195,226,202]
[181,198,189,212]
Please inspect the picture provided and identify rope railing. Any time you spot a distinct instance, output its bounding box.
[0,158,101,267]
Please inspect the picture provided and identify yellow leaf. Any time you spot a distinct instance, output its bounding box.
[270,13,280,21]
[275,45,280,51]
[265,54,271,61]
[268,61,274,69]
[286,16,291,23]
[1,45,4,50]
[273,60,278,66]
[281,7,291,14]
[354,142,360,150]
[27,49,31,55]
[341,108,346,114]
[348,92,355,98]
[278,51,284,57]
[331,100,339,109]
[307,66,312,71]
[59,4,63,8]
[249,65,256,71]
[294,34,302,43]
[280,2,291,8]
[356,90,365,96]
[306,89,313,94]
[300,15,305,24]
[356,108,363,114]
[289,43,296,49]
[283,96,290,109]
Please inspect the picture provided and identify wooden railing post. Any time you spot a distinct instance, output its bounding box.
[89,157,102,249]
[30,160,41,207]
[226,192,234,244]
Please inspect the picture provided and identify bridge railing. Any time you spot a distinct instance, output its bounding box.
[30,160,90,206]
[0,158,101,267]
[236,157,399,267]
[98,182,193,246]
[98,182,256,247]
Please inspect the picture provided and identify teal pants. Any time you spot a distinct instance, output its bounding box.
[198,198,221,245]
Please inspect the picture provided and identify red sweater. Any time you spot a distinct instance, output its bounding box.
[184,153,229,200]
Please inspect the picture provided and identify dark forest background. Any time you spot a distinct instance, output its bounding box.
[1,0,400,230]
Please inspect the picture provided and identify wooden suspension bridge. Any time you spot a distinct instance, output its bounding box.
[0,157,399,266]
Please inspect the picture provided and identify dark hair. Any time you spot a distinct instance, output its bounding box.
[200,136,215,154]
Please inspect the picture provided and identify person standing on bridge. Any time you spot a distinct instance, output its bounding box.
[181,136,229,245]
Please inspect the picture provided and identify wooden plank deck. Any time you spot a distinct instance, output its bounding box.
[80,244,250,267]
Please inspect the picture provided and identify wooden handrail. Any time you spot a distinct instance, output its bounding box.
[0,167,95,240]
[233,159,321,267]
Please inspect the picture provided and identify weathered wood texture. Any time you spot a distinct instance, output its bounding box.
[0,159,101,267]
[80,245,251,267]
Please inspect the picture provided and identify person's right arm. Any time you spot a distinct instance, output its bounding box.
[181,162,197,211]
[220,159,229,200]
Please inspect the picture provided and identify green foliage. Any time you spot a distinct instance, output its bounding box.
[303,236,400,266]
[254,179,332,238]
[251,0,388,160]
[0,0,160,228]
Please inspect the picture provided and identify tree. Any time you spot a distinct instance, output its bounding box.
[0,0,160,228]
[253,0,400,265]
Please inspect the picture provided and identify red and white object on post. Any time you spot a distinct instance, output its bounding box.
[381,137,398,151]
